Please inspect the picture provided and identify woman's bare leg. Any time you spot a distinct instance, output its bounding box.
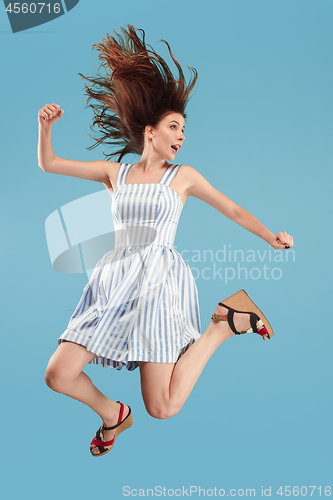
[140,304,268,419]
[45,341,130,455]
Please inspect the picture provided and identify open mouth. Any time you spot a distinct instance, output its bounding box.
[171,145,180,153]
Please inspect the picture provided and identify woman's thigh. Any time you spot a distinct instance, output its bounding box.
[139,361,178,418]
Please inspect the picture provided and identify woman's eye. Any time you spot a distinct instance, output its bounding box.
[171,125,176,129]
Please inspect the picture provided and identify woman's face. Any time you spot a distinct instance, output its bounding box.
[149,112,185,161]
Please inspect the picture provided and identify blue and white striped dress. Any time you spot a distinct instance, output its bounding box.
[59,163,201,370]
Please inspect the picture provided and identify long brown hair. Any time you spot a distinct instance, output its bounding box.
[79,25,198,161]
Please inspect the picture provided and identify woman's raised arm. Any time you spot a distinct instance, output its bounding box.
[37,103,118,186]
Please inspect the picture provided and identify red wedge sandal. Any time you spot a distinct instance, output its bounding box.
[211,289,274,339]
[90,401,133,457]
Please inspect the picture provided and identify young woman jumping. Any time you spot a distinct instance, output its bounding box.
[38,25,293,457]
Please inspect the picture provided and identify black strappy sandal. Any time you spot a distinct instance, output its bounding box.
[211,289,274,339]
[90,401,133,457]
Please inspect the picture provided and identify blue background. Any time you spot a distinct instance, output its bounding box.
[1,1,332,498]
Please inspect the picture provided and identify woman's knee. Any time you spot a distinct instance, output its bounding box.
[44,341,93,393]
[144,400,182,420]
[44,365,62,392]
[44,363,73,393]
[45,365,59,392]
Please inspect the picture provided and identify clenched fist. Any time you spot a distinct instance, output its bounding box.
[38,103,64,129]
[270,231,294,250]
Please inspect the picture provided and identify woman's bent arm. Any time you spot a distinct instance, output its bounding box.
[37,103,118,185]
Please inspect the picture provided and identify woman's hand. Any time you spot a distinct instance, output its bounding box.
[38,103,64,130]
[270,231,294,250]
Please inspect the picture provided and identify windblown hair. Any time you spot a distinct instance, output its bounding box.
[79,25,198,161]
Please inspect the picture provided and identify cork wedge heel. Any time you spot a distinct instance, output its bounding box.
[211,289,274,339]
[90,401,133,457]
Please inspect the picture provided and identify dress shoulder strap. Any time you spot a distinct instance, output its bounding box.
[159,164,181,187]
[115,163,132,189]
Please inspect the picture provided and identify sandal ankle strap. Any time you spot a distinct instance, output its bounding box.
[102,402,131,431]
[216,302,260,335]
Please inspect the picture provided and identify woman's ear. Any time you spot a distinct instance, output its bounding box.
[145,125,154,139]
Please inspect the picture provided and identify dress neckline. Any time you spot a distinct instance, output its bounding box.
[114,163,185,207]
[124,163,172,186]
[115,183,184,208]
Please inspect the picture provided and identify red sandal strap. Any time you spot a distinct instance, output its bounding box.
[117,401,124,424]
[91,436,115,447]
[103,402,125,431]
[257,326,268,337]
